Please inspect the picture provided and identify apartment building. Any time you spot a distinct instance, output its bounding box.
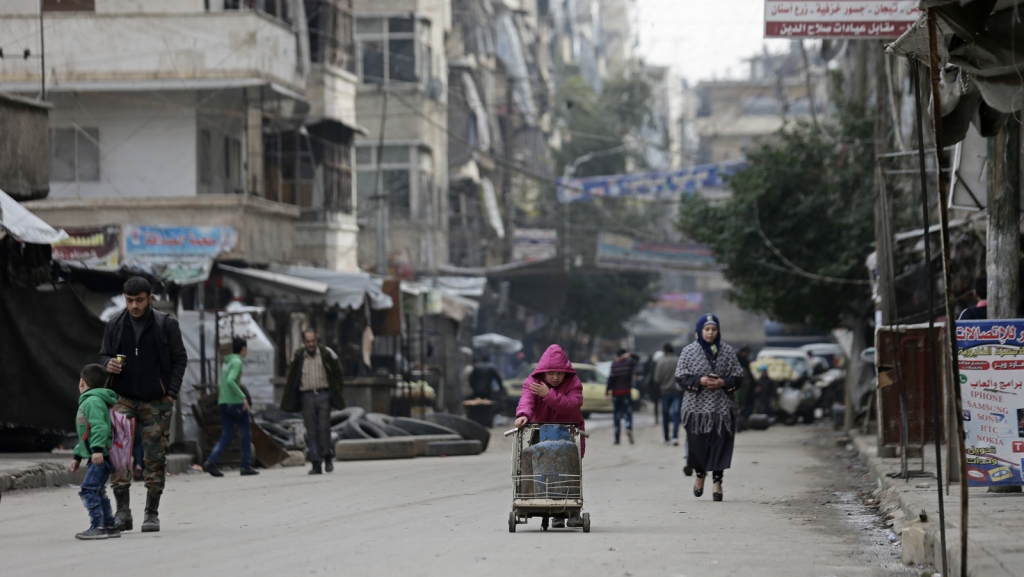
[351,0,451,274]
[0,0,362,270]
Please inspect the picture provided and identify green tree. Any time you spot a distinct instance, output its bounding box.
[544,73,661,340]
[678,89,875,329]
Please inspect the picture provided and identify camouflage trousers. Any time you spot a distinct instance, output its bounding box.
[110,396,172,495]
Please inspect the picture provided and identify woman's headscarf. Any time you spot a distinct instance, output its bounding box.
[695,313,722,360]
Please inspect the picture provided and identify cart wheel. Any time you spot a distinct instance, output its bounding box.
[541,516,549,531]
[582,512,591,533]
[508,512,516,533]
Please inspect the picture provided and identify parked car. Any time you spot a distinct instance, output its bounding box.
[503,363,639,418]
[754,348,814,380]
[800,343,846,370]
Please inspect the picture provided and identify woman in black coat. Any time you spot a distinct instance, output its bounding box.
[675,314,744,501]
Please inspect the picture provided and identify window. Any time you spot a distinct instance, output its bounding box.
[355,145,412,217]
[355,16,424,84]
[43,0,94,11]
[306,0,355,72]
[223,0,290,24]
[50,127,99,182]
[224,136,242,193]
[198,130,213,185]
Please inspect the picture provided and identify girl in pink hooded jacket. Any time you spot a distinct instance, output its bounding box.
[514,344,586,458]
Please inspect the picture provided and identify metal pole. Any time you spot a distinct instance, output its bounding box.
[38,0,44,100]
[914,60,948,577]
[198,286,207,385]
[374,86,389,275]
[927,10,968,576]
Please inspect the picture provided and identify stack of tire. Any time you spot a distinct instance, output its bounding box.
[331,409,489,460]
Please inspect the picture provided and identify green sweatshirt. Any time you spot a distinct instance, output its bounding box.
[218,354,246,405]
[73,388,119,460]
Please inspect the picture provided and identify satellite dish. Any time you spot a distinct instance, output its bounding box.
[426,77,444,100]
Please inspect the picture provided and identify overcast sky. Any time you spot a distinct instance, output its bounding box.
[636,0,791,84]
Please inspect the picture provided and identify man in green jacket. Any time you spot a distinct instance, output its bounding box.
[69,364,120,540]
[281,330,345,474]
[203,337,258,477]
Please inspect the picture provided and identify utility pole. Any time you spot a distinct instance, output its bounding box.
[500,79,515,263]
[986,120,1021,318]
[39,0,45,100]
[374,86,389,275]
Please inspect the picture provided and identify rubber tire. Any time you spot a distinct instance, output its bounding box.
[331,407,365,426]
[508,512,516,533]
[426,413,492,451]
[390,417,460,437]
[380,424,412,437]
[343,418,389,439]
[365,412,394,428]
[582,512,591,533]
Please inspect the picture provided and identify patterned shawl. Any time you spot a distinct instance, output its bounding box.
[675,340,744,434]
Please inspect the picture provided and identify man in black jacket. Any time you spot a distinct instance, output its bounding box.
[99,277,187,533]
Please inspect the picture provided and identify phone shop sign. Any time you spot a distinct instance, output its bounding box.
[957,320,1024,487]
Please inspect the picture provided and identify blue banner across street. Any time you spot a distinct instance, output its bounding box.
[556,159,746,204]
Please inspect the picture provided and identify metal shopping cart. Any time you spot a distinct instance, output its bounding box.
[504,423,590,533]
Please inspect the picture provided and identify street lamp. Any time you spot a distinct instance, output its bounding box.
[561,143,629,268]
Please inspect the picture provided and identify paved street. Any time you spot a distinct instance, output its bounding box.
[0,417,915,577]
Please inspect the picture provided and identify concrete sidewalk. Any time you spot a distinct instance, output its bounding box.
[852,432,1024,577]
[0,452,194,492]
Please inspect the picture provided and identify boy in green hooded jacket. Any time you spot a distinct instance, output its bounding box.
[70,364,120,540]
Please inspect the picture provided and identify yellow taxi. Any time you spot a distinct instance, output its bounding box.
[504,363,640,418]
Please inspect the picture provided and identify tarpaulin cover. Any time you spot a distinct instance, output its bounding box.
[0,286,106,429]
[268,264,393,310]
[0,187,68,245]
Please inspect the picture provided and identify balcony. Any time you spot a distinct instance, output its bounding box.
[0,9,304,93]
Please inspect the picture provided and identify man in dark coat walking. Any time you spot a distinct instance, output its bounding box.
[282,330,345,474]
[99,277,187,533]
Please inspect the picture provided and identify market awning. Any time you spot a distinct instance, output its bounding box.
[268,264,393,310]
[219,264,329,294]
[887,2,1024,121]
[400,279,480,322]
[0,187,68,245]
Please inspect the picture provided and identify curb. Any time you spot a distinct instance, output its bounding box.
[0,454,194,493]
[851,433,1016,577]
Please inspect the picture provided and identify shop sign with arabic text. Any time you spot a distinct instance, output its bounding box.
[765,1,920,38]
[957,320,1024,487]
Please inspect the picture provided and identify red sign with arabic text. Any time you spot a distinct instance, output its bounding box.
[765,1,920,39]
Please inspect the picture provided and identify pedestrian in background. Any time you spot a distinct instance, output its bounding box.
[99,276,187,533]
[281,330,346,475]
[468,354,504,422]
[204,337,258,477]
[735,345,754,429]
[70,364,120,540]
[959,275,988,320]
[606,348,637,445]
[643,351,662,424]
[654,343,681,445]
[675,314,744,502]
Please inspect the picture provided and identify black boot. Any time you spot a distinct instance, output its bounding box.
[113,487,132,532]
[141,493,161,533]
[324,457,334,473]
[309,462,323,475]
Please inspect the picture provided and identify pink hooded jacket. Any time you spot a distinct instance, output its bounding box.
[515,345,586,457]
